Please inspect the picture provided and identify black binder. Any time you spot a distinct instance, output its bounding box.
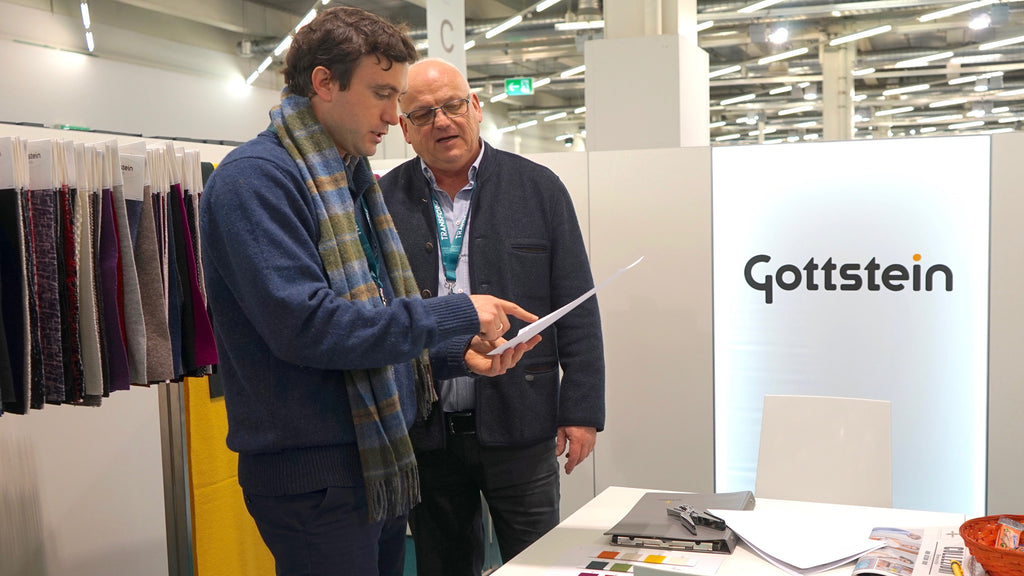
[604,491,755,554]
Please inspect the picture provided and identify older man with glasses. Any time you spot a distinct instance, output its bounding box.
[379,58,606,576]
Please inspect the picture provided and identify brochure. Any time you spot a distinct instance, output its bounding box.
[853,526,975,576]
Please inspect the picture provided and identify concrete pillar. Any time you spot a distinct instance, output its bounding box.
[821,43,855,141]
[586,0,709,151]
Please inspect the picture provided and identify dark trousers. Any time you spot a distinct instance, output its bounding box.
[243,486,407,576]
[408,434,560,576]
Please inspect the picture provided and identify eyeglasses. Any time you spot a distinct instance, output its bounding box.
[403,97,471,126]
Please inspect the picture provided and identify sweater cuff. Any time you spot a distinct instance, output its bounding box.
[424,292,479,344]
[430,335,474,380]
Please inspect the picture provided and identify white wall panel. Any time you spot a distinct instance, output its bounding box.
[588,147,715,494]
[988,131,1024,515]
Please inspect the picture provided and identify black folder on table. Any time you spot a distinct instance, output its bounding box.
[604,491,755,554]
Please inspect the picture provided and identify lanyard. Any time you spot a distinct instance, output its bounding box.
[356,196,387,305]
[431,189,471,294]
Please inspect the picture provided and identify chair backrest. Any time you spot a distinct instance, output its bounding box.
[755,394,892,508]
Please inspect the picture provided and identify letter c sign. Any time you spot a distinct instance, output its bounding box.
[440,19,454,53]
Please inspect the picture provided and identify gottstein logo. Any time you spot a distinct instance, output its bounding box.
[744,253,953,304]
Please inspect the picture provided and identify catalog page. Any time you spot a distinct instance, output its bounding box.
[853,527,973,576]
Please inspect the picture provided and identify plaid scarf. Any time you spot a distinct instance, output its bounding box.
[270,87,435,522]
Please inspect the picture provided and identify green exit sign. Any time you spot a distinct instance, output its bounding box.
[505,78,534,96]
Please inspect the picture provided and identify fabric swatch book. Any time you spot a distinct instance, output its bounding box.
[604,491,756,554]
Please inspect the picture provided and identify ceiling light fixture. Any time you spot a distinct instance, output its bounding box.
[80,2,91,29]
[574,106,587,114]
[697,21,715,32]
[979,34,1024,50]
[464,39,476,50]
[716,133,742,141]
[768,27,789,44]
[769,86,793,95]
[516,120,538,129]
[560,64,586,78]
[895,51,954,68]
[948,120,986,129]
[930,98,968,108]
[486,15,523,39]
[882,84,930,96]
[853,68,876,77]
[536,0,562,12]
[720,93,757,105]
[295,9,317,32]
[498,125,517,134]
[544,112,567,122]
[490,92,509,103]
[998,88,1024,97]
[533,77,552,88]
[918,114,964,123]
[778,104,814,116]
[709,65,742,79]
[919,0,996,22]
[738,0,787,14]
[829,25,892,47]
[875,106,914,116]
[969,12,991,30]
[274,36,293,57]
[80,2,94,53]
[709,121,727,128]
[758,47,809,65]
[949,76,979,85]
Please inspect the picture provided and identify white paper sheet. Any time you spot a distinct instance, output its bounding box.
[487,256,644,355]
[710,503,886,576]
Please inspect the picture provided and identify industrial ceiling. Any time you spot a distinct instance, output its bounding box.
[10,0,1024,147]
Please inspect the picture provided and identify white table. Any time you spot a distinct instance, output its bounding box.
[492,486,966,576]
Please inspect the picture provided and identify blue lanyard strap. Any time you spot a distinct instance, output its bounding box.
[431,192,470,288]
[356,196,386,304]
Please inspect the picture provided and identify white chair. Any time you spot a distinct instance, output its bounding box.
[755,394,892,508]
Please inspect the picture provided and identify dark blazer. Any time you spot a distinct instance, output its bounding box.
[380,142,606,451]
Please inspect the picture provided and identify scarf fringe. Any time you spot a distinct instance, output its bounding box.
[367,465,421,522]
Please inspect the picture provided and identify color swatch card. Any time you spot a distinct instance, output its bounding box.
[545,544,726,576]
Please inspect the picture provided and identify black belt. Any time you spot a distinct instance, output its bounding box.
[444,411,476,435]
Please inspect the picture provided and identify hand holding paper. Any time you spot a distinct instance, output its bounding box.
[487,256,644,356]
[465,333,543,377]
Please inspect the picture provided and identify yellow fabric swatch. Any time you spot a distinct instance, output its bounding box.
[185,377,274,576]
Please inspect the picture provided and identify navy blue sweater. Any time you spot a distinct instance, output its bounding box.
[199,130,480,495]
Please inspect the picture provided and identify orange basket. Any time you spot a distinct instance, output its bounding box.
[960,515,1024,576]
